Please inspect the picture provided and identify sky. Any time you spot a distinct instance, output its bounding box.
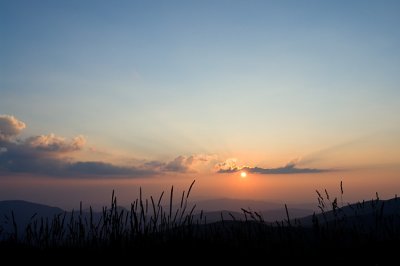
[1,0,400,209]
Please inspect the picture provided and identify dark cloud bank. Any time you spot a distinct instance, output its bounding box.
[0,115,156,177]
[0,115,213,178]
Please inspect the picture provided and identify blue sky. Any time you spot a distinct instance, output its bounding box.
[1,1,400,205]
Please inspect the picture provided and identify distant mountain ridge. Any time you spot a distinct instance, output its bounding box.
[0,200,64,236]
[193,197,316,212]
[0,198,315,235]
[299,196,400,226]
[0,200,64,219]
[1,197,399,236]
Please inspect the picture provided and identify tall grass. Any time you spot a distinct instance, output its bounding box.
[0,180,399,260]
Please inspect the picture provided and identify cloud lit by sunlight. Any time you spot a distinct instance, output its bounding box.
[25,134,86,152]
[0,115,26,141]
[215,158,332,175]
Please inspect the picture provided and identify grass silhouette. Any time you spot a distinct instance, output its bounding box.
[0,180,399,264]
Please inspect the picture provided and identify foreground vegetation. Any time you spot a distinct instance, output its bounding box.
[0,181,399,264]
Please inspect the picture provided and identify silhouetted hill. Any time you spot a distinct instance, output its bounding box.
[0,197,400,264]
[0,200,125,237]
[192,198,315,222]
[193,208,314,223]
[194,197,315,210]
[194,198,284,212]
[1,197,399,236]
[0,200,64,220]
[299,197,400,227]
[0,200,64,237]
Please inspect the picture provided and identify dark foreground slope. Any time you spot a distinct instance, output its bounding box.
[0,195,399,264]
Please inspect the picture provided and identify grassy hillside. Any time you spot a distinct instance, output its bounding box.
[0,181,399,264]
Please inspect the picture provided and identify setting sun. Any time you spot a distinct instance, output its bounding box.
[240,172,247,178]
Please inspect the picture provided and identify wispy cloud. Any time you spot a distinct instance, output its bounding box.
[216,159,331,175]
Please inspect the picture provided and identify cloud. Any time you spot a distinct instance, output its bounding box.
[0,115,217,178]
[25,134,86,152]
[0,141,66,175]
[0,122,89,176]
[216,160,331,174]
[189,154,218,163]
[0,115,26,141]
[0,114,86,153]
[157,154,217,173]
[0,113,330,178]
[0,140,156,177]
[141,154,218,173]
[143,160,166,169]
[215,158,239,172]
[0,115,87,174]
[163,156,191,172]
[66,162,155,177]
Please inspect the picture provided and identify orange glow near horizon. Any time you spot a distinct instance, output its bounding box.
[0,167,399,209]
[240,171,247,178]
